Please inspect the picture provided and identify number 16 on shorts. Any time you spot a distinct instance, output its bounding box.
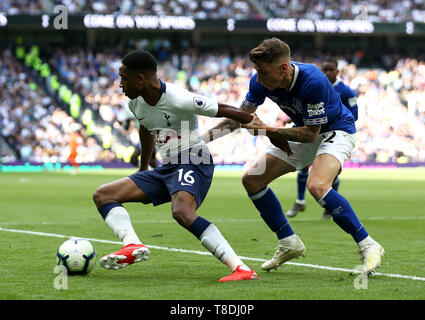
[178,169,195,186]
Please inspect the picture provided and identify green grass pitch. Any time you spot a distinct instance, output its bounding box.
[0,168,424,300]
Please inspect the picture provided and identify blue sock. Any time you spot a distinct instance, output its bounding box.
[188,216,211,239]
[318,188,368,243]
[98,202,123,220]
[249,187,294,240]
[332,176,340,192]
[297,168,309,201]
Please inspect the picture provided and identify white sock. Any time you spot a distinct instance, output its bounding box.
[104,206,142,246]
[357,235,375,248]
[199,224,249,271]
[295,199,306,204]
[280,233,298,245]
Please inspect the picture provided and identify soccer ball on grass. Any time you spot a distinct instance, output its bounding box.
[56,238,96,275]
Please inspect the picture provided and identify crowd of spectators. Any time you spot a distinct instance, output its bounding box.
[0,49,115,163]
[345,59,425,163]
[44,43,425,164]
[2,38,425,164]
[260,0,425,22]
[3,0,425,23]
[0,0,43,14]
[51,0,263,19]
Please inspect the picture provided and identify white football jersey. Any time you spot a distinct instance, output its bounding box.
[128,81,218,159]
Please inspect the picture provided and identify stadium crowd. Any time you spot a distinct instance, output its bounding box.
[40,44,425,165]
[0,49,114,163]
[1,26,425,165]
[2,0,425,23]
[0,0,43,14]
[260,0,425,22]
[40,0,263,19]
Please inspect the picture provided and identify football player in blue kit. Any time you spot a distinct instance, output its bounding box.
[203,38,384,275]
[286,57,359,219]
[93,50,258,282]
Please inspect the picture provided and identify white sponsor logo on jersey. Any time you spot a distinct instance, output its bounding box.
[348,97,357,107]
[307,102,325,116]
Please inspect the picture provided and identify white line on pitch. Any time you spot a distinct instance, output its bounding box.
[1,216,425,226]
[1,226,424,282]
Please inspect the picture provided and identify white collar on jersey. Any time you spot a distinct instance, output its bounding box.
[333,77,342,87]
[289,63,299,91]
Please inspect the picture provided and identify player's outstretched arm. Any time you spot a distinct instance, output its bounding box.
[241,113,292,156]
[202,103,256,143]
[216,103,253,124]
[243,114,321,143]
[139,125,155,172]
[268,124,321,144]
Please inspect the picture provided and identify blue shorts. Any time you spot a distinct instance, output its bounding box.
[128,151,214,207]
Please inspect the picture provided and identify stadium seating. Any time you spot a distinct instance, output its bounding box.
[3,0,424,23]
[0,49,115,163]
[41,46,425,164]
[1,37,424,164]
[258,0,425,22]
[52,0,263,19]
[0,0,44,14]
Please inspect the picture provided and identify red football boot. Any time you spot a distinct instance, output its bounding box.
[218,265,258,282]
[100,244,150,270]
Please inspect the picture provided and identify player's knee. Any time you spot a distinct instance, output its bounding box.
[171,191,198,227]
[241,172,259,193]
[171,208,183,224]
[172,207,193,228]
[306,180,330,200]
[93,185,110,208]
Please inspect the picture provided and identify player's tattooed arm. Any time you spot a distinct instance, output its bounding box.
[139,125,155,172]
[243,113,321,143]
[268,125,321,143]
[202,103,257,143]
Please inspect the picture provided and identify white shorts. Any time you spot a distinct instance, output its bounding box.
[266,130,356,171]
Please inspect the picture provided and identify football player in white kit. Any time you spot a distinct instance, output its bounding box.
[93,50,258,282]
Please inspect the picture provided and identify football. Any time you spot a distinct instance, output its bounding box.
[56,238,97,275]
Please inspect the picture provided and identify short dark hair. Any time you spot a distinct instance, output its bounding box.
[322,57,338,68]
[248,38,290,65]
[122,50,157,73]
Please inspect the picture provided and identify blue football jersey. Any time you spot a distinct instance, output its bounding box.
[333,79,358,121]
[243,62,356,134]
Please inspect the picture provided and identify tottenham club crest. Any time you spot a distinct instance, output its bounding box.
[164,113,171,127]
[193,96,206,111]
